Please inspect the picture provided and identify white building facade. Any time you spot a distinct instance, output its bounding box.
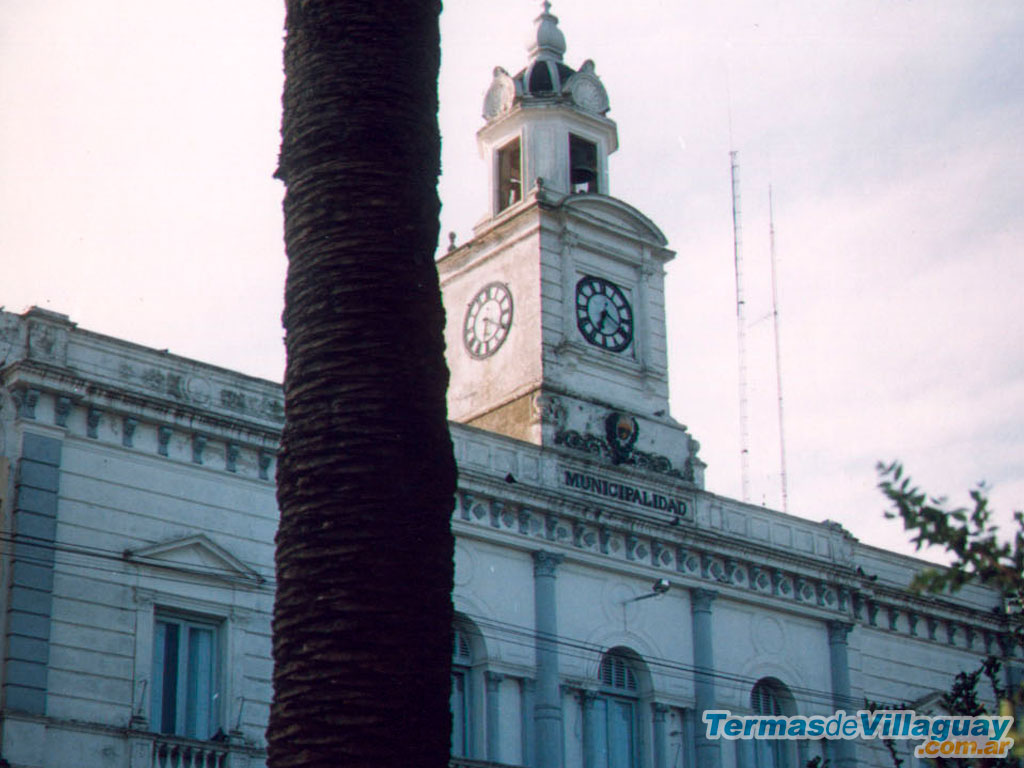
[0,6,1017,768]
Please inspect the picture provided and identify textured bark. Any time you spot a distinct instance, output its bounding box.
[268,3,455,767]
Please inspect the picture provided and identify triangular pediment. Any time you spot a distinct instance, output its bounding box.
[909,690,948,715]
[560,195,668,247]
[125,534,263,586]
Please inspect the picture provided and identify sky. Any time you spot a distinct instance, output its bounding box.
[1,1,1022,559]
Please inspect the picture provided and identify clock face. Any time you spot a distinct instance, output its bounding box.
[575,276,634,352]
[463,282,514,359]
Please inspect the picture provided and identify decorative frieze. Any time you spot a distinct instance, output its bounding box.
[555,428,691,481]
[451,485,1004,646]
[454,487,860,620]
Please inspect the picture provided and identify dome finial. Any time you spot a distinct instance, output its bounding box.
[529,0,566,62]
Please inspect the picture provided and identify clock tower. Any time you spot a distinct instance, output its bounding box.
[439,2,704,487]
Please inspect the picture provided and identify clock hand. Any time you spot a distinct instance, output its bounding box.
[598,307,619,333]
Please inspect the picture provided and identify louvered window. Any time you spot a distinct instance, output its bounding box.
[751,681,783,716]
[592,652,639,768]
[453,628,472,663]
[451,626,473,757]
[751,679,791,768]
[600,654,638,692]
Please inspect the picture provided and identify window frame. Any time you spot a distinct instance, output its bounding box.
[151,611,223,741]
[569,133,600,194]
[451,625,473,757]
[751,678,796,768]
[595,651,641,768]
[496,137,523,212]
[131,584,253,745]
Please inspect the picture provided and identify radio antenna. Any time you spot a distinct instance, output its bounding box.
[768,186,789,513]
[730,150,751,502]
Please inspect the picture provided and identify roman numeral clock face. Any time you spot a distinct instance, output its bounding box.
[463,282,513,359]
[575,276,634,352]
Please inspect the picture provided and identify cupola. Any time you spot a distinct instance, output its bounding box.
[477,2,618,221]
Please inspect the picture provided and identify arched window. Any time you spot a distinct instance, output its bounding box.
[451,625,474,757]
[751,678,795,768]
[590,649,642,768]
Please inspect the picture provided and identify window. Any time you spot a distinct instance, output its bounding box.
[600,654,638,693]
[451,626,473,757]
[151,614,221,740]
[593,651,640,768]
[497,138,522,212]
[751,678,794,768]
[569,134,599,194]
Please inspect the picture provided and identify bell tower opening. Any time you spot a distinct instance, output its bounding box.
[496,138,522,212]
[569,134,599,194]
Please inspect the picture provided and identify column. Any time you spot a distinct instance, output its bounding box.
[486,672,504,763]
[534,550,565,768]
[691,589,720,768]
[828,621,856,768]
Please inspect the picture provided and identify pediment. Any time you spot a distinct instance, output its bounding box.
[909,690,948,715]
[125,534,263,586]
[560,195,668,247]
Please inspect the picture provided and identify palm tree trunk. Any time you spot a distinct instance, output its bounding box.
[268,3,454,767]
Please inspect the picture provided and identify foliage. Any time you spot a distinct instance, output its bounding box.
[864,698,907,768]
[877,463,1024,766]
[877,461,1024,603]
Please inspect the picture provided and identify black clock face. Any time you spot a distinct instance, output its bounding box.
[463,282,514,359]
[575,276,633,352]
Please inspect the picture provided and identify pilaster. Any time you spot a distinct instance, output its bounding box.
[4,431,63,716]
[690,588,720,768]
[827,620,856,768]
[533,549,565,768]
[486,671,505,763]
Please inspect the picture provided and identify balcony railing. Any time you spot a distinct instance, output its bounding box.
[150,734,229,768]
[449,758,527,768]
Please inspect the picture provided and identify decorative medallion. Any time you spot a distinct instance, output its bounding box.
[566,61,609,114]
[604,411,638,464]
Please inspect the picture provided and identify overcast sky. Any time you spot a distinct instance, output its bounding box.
[2,1,1021,559]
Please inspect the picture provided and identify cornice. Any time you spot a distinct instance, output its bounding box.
[4,360,282,443]
[451,481,1012,654]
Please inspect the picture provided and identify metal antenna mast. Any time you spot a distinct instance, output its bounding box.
[730,151,751,502]
[768,186,789,513]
